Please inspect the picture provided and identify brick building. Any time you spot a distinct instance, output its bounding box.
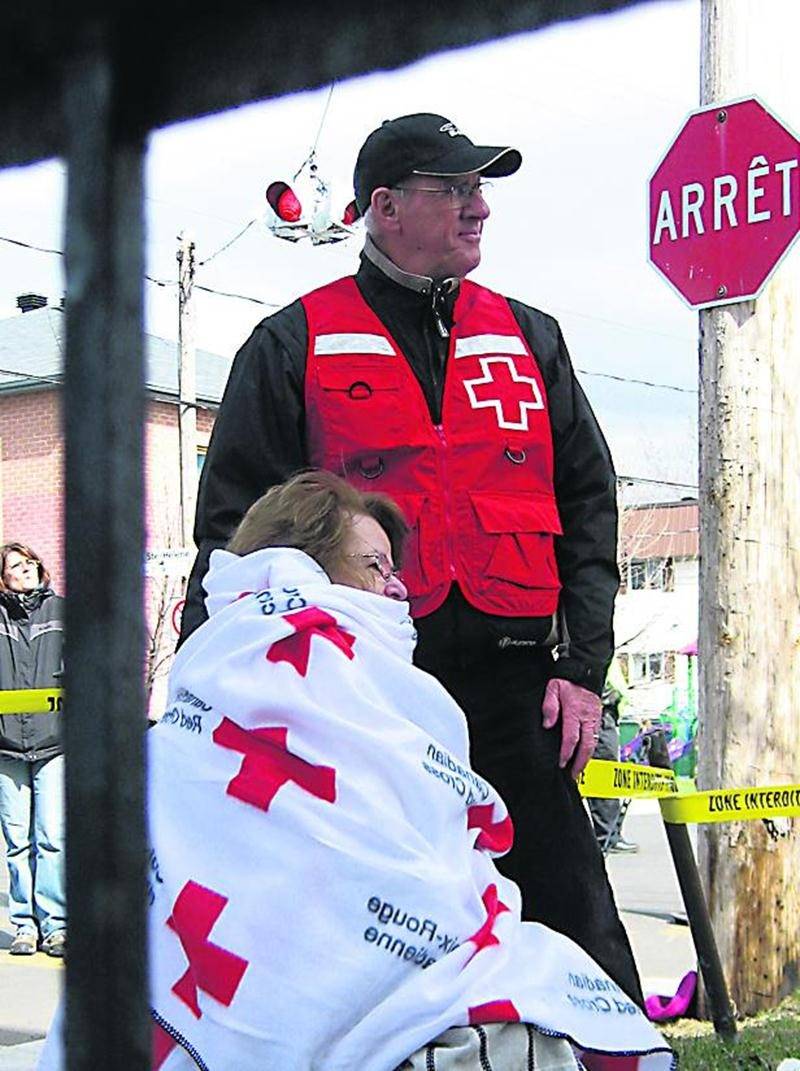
[0,295,230,707]
[0,294,229,585]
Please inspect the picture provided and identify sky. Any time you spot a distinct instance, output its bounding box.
[0,0,746,498]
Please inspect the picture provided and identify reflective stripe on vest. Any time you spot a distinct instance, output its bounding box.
[302,276,562,619]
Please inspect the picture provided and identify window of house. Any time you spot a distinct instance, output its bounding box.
[628,557,674,592]
[197,447,207,474]
[648,652,664,679]
[627,651,674,686]
[630,653,647,683]
[629,560,646,590]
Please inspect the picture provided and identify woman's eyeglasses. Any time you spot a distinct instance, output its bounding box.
[347,552,400,582]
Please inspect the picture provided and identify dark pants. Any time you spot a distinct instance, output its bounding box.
[587,708,623,849]
[415,596,643,1006]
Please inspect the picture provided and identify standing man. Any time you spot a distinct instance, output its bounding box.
[180,113,641,1003]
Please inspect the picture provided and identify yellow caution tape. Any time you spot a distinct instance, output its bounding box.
[0,688,64,714]
[578,759,678,799]
[0,700,794,826]
[660,783,800,825]
[579,760,799,825]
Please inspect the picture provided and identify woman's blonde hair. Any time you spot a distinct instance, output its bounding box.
[226,471,408,585]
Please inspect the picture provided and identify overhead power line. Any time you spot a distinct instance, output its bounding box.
[194,283,280,308]
[0,233,179,290]
[576,367,696,395]
[0,234,62,257]
[0,231,282,308]
[197,219,258,268]
[293,82,336,181]
[0,230,696,392]
[617,474,698,491]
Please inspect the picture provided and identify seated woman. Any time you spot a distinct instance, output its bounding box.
[40,471,672,1071]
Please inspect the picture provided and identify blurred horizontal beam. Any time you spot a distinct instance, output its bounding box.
[1,0,666,168]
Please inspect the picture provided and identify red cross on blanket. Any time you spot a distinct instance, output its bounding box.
[582,1056,643,1071]
[467,803,514,854]
[213,717,337,812]
[467,883,510,955]
[467,999,520,1025]
[167,881,249,1019]
[266,607,356,676]
[462,885,516,1037]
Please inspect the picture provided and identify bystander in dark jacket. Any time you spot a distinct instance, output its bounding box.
[0,543,66,957]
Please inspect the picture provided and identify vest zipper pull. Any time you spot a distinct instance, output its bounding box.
[431,288,450,339]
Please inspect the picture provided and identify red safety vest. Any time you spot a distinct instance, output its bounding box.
[302,276,562,619]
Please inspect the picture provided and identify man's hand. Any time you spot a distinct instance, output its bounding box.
[542,678,602,778]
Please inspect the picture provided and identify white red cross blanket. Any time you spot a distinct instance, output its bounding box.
[38,547,673,1071]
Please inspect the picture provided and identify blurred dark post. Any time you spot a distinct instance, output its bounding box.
[62,24,149,1071]
[649,731,737,1041]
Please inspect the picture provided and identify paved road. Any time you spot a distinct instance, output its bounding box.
[0,855,62,1068]
[0,800,696,1068]
[606,801,695,994]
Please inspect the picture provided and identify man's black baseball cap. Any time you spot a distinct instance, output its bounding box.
[352,113,522,216]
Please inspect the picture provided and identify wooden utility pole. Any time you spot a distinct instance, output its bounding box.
[177,233,198,549]
[699,0,800,1015]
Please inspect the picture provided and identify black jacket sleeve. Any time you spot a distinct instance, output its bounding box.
[178,301,309,645]
[508,300,619,695]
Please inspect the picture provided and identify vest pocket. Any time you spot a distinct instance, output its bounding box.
[316,362,404,441]
[469,491,563,590]
[388,493,428,592]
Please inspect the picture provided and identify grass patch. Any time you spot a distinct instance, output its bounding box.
[662,990,800,1069]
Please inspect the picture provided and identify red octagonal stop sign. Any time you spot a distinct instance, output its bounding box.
[649,97,800,308]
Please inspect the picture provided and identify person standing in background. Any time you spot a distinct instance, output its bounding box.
[0,543,66,957]
[587,656,639,854]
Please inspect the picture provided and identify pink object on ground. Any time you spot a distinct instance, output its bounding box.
[645,970,697,1021]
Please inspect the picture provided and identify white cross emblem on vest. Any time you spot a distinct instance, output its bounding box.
[463,355,544,431]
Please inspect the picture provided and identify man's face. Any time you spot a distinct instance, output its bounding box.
[390,171,490,280]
